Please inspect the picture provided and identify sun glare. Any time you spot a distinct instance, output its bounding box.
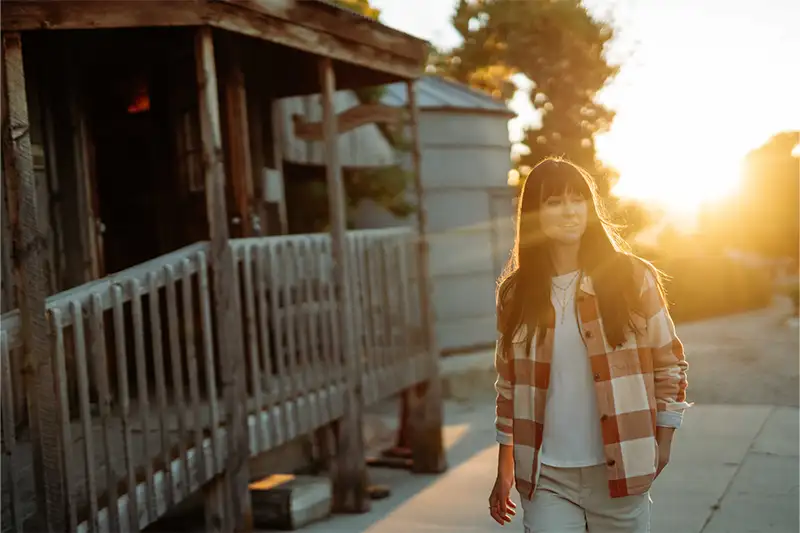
[605,140,745,216]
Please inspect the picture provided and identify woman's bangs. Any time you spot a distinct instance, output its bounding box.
[539,165,592,201]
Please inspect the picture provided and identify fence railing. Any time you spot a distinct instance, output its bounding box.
[0,228,425,533]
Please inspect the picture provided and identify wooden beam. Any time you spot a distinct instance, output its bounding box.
[220,0,427,61]
[1,31,67,531]
[292,103,406,142]
[405,80,447,475]
[194,26,253,532]
[318,56,370,514]
[0,1,425,81]
[221,35,256,238]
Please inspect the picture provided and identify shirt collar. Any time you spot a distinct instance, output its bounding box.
[579,274,596,295]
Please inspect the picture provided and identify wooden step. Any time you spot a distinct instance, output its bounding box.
[250,475,332,530]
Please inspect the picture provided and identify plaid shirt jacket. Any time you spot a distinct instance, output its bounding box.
[494,262,691,499]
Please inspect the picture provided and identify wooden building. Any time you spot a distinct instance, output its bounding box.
[0,2,445,532]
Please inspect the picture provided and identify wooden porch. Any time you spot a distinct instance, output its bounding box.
[1,2,444,532]
[2,229,429,533]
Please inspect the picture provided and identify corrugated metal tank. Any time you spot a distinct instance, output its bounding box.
[355,76,517,354]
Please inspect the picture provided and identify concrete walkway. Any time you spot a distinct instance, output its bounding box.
[289,401,798,533]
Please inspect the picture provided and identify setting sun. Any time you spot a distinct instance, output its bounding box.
[585,0,800,219]
[600,135,745,215]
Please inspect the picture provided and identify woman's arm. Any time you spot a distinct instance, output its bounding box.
[494,339,515,445]
[639,266,691,429]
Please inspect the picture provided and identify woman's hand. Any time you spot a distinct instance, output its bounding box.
[655,426,675,479]
[489,470,516,526]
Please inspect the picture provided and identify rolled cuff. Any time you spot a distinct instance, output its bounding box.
[656,409,684,429]
[496,430,513,446]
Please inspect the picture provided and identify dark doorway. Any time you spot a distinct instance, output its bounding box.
[83,31,199,275]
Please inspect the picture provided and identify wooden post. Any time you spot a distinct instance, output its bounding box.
[1,32,67,530]
[270,99,289,236]
[221,35,255,238]
[195,26,252,532]
[318,57,370,513]
[405,80,447,474]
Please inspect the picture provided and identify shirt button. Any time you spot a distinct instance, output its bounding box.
[593,373,601,381]
[607,459,616,466]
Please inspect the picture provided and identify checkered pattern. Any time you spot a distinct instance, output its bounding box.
[494,261,691,499]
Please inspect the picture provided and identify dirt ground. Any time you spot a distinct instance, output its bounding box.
[676,296,799,407]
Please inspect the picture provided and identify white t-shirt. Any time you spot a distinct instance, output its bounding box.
[540,270,606,468]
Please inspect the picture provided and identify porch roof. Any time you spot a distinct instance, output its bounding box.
[0,0,429,82]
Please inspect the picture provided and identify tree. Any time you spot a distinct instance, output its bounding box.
[696,131,799,260]
[432,0,619,189]
[738,131,799,259]
[330,0,381,19]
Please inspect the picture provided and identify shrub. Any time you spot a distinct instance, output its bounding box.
[652,255,772,323]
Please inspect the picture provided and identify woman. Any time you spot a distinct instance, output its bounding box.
[488,158,690,532]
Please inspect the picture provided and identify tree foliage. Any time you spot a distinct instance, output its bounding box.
[330,0,381,19]
[432,0,619,189]
[736,131,799,259]
[698,131,799,260]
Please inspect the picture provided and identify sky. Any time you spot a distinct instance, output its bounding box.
[370,0,800,215]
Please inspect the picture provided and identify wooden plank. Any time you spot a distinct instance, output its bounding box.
[195,26,252,532]
[265,243,290,446]
[89,294,120,533]
[254,244,277,449]
[197,252,222,473]
[245,68,267,237]
[347,235,368,403]
[1,31,67,531]
[223,0,426,60]
[181,258,207,486]
[70,301,98,532]
[318,56,369,514]
[110,285,139,532]
[270,99,289,235]
[204,475,228,533]
[396,236,415,387]
[41,85,67,293]
[164,265,190,497]
[241,245,264,452]
[293,240,315,433]
[279,242,302,438]
[129,278,156,522]
[301,239,323,407]
[0,243,206,350]
[147,271,174,508]
[221,35,256,238]
[292,103,405,142]
[67,67,102,281]
[405,80,447,475]
[0,172,16,314]
[1,331,24,533]
[377,240,395,399]
[311,237,335,422]
[0,2,425,80]
[49,310,77,532]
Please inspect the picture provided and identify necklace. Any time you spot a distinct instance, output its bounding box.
[552,271,580,324]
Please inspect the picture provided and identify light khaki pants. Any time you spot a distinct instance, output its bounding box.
[521,464,651,533]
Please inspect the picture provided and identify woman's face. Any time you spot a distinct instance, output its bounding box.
[539,190,588,245]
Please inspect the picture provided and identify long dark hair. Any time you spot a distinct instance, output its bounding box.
[497,157,662,359]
